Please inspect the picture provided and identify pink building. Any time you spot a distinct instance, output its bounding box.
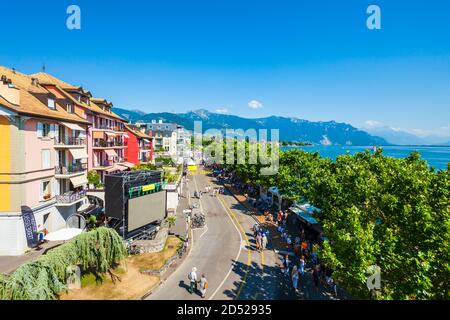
[0,66,90,255]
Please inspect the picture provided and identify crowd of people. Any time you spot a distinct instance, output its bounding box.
[276,209,338,298]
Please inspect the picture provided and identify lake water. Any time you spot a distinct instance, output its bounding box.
[281,145,450,171]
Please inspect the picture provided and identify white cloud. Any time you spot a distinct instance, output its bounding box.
[248,100,263,109]
[215,108,228,114]
[364,120,383,128]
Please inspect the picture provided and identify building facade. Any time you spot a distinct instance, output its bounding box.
[124,125,153,165]
[0,67,90,255]
[136,121,178,159]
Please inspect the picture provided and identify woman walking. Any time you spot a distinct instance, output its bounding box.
[200,274,208,298]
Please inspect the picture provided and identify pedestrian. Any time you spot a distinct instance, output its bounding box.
[283,254,290,276]
[291,265,299,291]
[312,265,320,292]
[262,233,268,250]
[277,210,283,225]
[299,255,306,276]
[200,274,208,298]
[256,234,262,251]
[188,267,198,294]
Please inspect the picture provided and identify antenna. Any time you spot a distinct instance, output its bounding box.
[42,64,46,73]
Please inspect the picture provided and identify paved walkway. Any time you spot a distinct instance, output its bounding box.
[0,241,63,275]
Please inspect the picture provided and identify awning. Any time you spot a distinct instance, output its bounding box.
[290,206,319,225]
[104,149,117,158]
[61,122,85,132]
[70,174,88,188]
[69,148,88,159]
[105,132,116,137]
[45,228,83,241]
[143,139,150,143]
[93,131,104,139]
[119,162,135,169]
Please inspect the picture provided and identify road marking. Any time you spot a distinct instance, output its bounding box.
[209,194,245,300]
[199,225,208,238]
[216,194,252,300]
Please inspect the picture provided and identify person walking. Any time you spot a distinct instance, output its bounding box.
[261,233,268,250]
[299,256,306,276]
[312,265,320,293]
[256,233,262,251]
[200,274,208,298]
[283,254,290,276]
[291,265,299,292]
[188,267,198,294]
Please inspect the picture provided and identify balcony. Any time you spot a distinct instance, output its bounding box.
[93,160,113,169]
[54,137,86,148]
[93,125,125,132]
[55,164,87,178]
[55,190,87,206]
[140,156,151,163]
[93,140,126,148]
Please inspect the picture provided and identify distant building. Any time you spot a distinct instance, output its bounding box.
[136,120,178,159]
[124,125,153,165]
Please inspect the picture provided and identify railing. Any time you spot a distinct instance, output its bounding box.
[93,140,125,148]
[55,163,87,175]
[55,137,86,146]
[94,160,113,167]
[93,125,125,132]
[56,190,87,204]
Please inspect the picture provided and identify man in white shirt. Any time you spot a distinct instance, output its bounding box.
[188,267,198,294]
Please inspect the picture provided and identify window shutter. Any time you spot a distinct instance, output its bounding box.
[53,179,60,196]
[37,122,43,138]
[49,124,55,138]
[54,124,59,142]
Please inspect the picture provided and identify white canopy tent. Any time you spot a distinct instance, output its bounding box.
[44,228,83,242]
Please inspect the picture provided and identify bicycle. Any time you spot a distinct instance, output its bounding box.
[191,213,206,228]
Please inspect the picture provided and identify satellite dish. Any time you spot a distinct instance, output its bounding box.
[66,214,86,230]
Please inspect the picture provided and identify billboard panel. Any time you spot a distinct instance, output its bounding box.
[127,191,166,232]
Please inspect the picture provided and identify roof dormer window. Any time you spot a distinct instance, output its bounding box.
[48,97,55,110]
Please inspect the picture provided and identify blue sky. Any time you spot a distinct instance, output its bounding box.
[1,0,450,138]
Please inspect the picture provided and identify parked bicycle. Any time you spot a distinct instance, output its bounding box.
[191,213,206,229]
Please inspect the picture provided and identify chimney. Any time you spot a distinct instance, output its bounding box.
[31,77,39,86]
[12,68,16,74]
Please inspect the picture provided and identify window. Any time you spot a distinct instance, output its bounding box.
[66,103,74,113]
[41,149,51,169]
[40,180,52,201]
[37,122,52,138]
[48,97,55,109]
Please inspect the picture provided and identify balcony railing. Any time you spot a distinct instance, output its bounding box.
[93,140,125,148]
[55,163,87,175]
[55,137,86,146]
[93,124,125,131]
[56,190,87,204]
[94,160,113,167]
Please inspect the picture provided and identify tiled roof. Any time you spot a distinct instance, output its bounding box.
[0,66,89,124]
[125,125,153,139]
[30,70,126,122]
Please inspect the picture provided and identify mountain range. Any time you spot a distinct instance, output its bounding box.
[364,126,450,146]
[114,108,389,146]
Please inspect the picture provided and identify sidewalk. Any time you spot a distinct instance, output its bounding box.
[0,241,63,275]
[223,182,350,300]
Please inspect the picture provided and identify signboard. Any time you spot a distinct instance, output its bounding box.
[21,206,38,247]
